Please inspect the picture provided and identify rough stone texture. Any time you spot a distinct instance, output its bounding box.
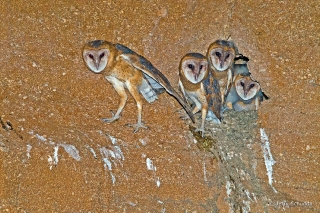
[0,0,319,212]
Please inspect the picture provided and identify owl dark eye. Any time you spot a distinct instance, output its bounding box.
[100,52,105,58]
[199,65,203,70]
[240,82,245,87]
[88,54,94,59]
[249,83,255,88]
[225,53,230,59]
[188,64,194,70]
[215,52,221,57]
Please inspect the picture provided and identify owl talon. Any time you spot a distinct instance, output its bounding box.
[126,122,149,133]
[109,110,115,117]
[101,114,121,123]
[175,108,191,120]
[180,115,191,120]
[175,108,186,114]
[194,127,206,138]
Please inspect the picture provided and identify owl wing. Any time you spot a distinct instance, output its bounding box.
[178,79,189,102]
[203,69,222,121]
[117,46,194,122]
[232,64,251,81]
[257,90,269,101]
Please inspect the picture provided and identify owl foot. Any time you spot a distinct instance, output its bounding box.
[195,127,206,138]
[101,111,121,123]
[126,122,149,133]
[180,115,191,120]
[176,108,192,120]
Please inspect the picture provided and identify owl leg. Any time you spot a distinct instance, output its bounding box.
[226,101,233,110]
[194,108,207,137]
[255,97,260,110]
[185,96,200,115]
[226,69,233,92]
[125,83,149,133]
[192,98,207,137]
[221,92,225,105]
[102,82,127,123]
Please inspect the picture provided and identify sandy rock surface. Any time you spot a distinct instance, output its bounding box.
[1,1,319,212]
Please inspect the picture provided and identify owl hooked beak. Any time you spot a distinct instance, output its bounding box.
[194,72,200,81]
[219,61,224,69]
[94,58,101,70]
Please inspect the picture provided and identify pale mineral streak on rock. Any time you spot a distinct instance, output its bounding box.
[260,128,277,193]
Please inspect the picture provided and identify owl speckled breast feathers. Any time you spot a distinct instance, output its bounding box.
[82,40,194,132]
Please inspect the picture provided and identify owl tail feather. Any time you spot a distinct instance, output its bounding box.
[170,90,195,123]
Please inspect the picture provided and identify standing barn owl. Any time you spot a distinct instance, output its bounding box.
[82,40,194,132]
[178,53,222,137]
[207,40,237,104]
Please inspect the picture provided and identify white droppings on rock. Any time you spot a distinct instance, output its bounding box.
[53,146,59,165]
[48,155,53,170]
[86,146,97,159]
[139,138,147,146]
[35,134,47,142]
[260,128,277,193]
[108,134,117,145]
[156,177,161,188]
[203,162,208,182]
[99,138,126,185]
[60,144,81,161]
[146,158,154,171]
[26,144,32,159]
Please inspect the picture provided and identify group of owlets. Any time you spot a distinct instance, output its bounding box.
[82,39,268,136]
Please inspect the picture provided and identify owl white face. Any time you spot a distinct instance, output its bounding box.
[181,58,208,84]
[209,47,235,72]
[235,76,260,100]
[83,49,109,73]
